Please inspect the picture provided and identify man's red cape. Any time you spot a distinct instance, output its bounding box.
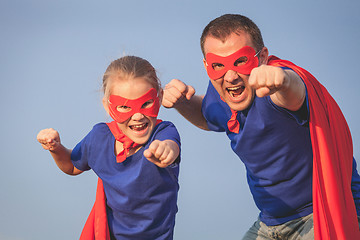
[269,56,360,239]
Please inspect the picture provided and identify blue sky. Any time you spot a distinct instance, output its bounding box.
[1,0,360,239]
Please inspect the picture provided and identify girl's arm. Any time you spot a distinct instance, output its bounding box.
[143,139,180,168]
[37,128,83,175]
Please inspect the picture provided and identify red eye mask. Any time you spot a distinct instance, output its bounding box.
[205,46,259,80]
[108,88,160,123]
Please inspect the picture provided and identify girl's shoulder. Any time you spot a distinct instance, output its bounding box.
[92,122,111,131]
[156,120,175,127]
[151,120,180,144]
[154,120,178,132]
[84,122,112,141]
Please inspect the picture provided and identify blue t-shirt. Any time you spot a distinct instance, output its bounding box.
[71,121,180,240]
[202,80,360,225]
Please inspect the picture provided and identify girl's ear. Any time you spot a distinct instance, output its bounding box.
[159,88,164,105]
[102,96,110,114]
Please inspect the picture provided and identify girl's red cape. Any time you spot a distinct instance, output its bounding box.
[79,178,110,240]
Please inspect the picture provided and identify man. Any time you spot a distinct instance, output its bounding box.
[163,14,360,239]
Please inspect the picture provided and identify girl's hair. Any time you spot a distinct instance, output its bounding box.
[200,14,264,56]
[102,56,161,98]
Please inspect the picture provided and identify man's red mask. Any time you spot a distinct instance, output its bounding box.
[205,46,260,80]
[108,88,160,123]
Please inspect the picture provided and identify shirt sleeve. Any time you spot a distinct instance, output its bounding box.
[70,125,104,171]
[149,121,181,164]
[269,67,309,126]
[71,139,91,171]
[151,121,181,147]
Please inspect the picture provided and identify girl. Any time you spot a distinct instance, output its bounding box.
[37,56,181,240]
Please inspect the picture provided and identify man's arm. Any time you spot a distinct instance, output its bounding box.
[162,79,209,130]
[249,65,306,111]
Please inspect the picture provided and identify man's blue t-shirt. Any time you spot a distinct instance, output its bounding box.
[71,121,180,240]
[202,80,360,226]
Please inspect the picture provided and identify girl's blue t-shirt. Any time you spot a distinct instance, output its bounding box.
[71,121,180,240]
[202,80,360,225]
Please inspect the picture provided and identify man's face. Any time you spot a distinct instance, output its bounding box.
[203,32,262,112]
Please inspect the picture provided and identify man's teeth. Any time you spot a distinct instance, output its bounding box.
[227,86,241,91]
[227,86,244,97]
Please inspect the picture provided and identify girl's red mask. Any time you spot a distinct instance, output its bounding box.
[108,88,160,123]
[205,46,260,80]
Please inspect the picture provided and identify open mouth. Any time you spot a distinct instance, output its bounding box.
[129,122,149,132]
[227,86,245,98]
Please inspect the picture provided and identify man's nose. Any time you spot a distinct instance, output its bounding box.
[223,70,239,83]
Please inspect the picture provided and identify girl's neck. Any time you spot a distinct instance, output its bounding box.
[115,140,142,157]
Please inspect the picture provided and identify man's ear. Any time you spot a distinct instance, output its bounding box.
[259,46,269,65]
[102,96,110,114]
[203,58,208,72]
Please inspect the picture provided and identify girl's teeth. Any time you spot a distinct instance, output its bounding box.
[130,123,148,131]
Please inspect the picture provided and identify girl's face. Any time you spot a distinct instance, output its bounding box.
[103,77,159,145]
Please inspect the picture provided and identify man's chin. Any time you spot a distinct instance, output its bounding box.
[226,99,251,112]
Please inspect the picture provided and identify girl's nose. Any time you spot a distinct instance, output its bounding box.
[131,112,145,120]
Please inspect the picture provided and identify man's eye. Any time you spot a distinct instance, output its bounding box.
[142,100,154,109]
[234,56,248,66]
[116,105,131,113]
[212,63,224,71]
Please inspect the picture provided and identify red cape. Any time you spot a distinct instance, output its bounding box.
[79,58,359,239]
[79,178,110,240]
[269,56,360,239]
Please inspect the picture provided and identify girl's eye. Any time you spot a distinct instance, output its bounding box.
[116,105,131,113]
[212,63,225,71]
[142,100,154,109]
[234,56,248,66]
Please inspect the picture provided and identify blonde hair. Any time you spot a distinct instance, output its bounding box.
[102,56,161,99]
